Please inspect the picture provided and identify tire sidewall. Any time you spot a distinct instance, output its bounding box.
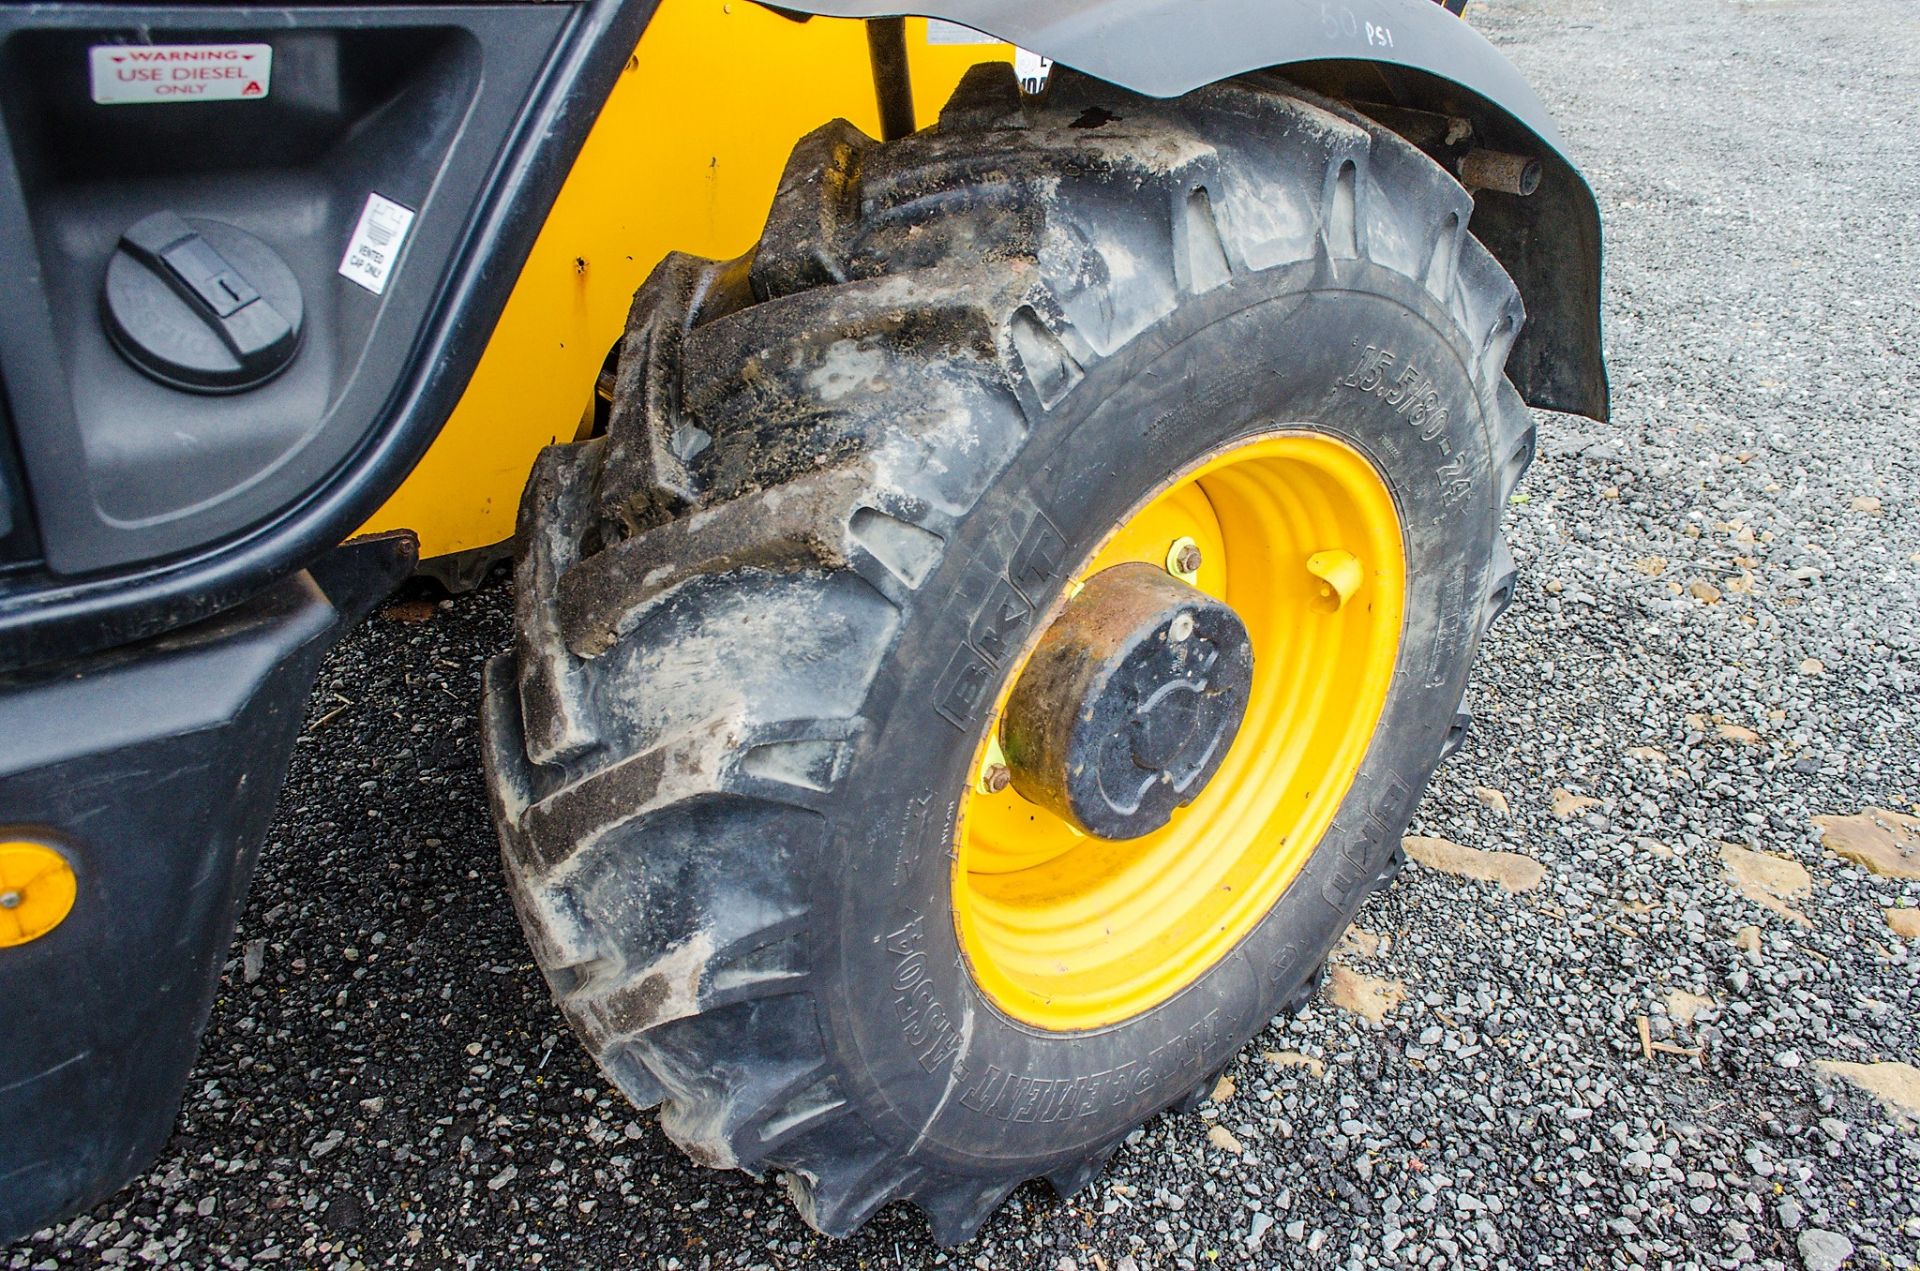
[815,262,1503,1174]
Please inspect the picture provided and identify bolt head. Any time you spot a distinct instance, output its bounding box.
[0,890,20,910]
[1174,543,1204,575]
[983,763,1012,794]
[1167,612,1195,643]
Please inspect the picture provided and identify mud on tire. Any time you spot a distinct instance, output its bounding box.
[482,64,1535,1242]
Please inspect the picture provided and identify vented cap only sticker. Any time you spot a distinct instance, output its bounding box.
[90,43,272,105]
[338,193,417,296]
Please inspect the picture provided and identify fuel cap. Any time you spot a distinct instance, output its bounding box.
[102,210,303,393]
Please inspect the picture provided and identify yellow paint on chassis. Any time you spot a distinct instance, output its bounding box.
[359,3,1014,561]
[953,434,1407,1031]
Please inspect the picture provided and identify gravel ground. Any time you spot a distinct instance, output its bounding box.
[10,0,1920,1266]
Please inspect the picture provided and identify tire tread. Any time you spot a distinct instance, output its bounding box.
[485,68,1536,1242]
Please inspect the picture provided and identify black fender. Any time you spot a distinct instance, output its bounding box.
[792,0,1608,422]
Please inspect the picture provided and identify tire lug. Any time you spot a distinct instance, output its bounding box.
[1284,959,1329,1016]
[1173,1065,1230,1115]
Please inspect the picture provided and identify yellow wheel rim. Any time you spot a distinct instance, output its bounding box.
[953,432,1405,1030]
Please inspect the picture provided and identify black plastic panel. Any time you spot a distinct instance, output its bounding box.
[0,1,656,672]
[0,393,39,570]
[0,10,567,576]
[0,533,415,1244]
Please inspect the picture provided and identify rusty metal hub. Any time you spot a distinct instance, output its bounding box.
[1000,562,1253,840]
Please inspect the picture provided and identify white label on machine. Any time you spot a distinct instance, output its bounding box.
[1014,47,1055,94]
[925,19,998,45]
[89,43,272,105]
[337,193,417,296]
[925,19,1053,93]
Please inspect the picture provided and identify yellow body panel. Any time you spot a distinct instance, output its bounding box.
[360,4,1012,561]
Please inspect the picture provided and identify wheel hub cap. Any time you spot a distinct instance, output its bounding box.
[1001,563,1253,840]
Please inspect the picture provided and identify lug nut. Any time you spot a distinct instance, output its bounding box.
[1165,536,1203,579]
[982,763,1012,794]
[0,890,19,910]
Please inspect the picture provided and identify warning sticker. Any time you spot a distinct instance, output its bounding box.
[89,43,272,105]
[923,20,1052,93]
[926,19,999,45]
[338,193,416,297]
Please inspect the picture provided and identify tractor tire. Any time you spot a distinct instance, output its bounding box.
[482,64,1533,1243]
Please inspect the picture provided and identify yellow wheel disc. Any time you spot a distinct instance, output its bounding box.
[953,432,1406,1030]
[0,840,78,948]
